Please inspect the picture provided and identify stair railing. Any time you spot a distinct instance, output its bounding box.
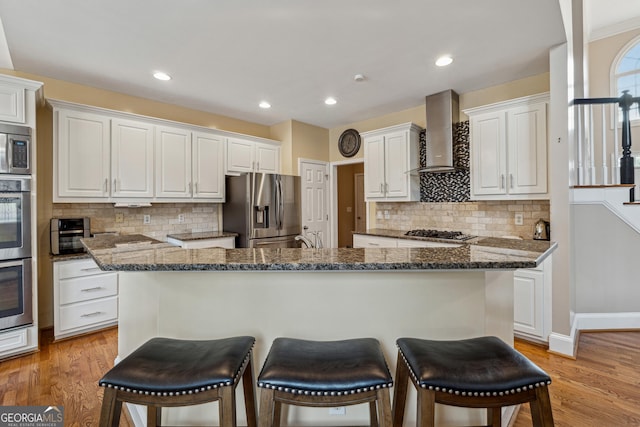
[573,91,639,201]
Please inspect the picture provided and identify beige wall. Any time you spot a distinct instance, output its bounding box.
[270,119,329,175]
[269,120,293,174]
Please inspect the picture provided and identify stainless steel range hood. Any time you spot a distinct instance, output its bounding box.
[420,89,460,173]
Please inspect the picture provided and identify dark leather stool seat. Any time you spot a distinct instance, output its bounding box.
[257,338,393,427]
[392,336,554,427]
[99,336,257,427]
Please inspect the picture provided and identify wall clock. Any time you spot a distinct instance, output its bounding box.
[338,128,361,157]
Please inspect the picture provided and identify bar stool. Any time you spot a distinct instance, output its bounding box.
[392,336,554,427]
[257,337,394,427]
[98,336,257,427]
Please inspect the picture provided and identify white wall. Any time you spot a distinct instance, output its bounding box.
[573,204,640,312]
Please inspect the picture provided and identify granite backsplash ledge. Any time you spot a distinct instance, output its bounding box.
[374,200,550,239]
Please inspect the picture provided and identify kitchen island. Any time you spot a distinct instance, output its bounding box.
[84,235,555,427]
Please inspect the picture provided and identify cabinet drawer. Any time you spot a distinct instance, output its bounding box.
[59,296,118,332]
[59,273,118,305]
[57,259,104,279]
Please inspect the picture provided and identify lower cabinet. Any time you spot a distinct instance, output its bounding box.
[53,258,118,340]
[514,256,552,342]
[352,234,461,248]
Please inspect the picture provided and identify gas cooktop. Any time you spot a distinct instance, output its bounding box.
[405,229,476,241]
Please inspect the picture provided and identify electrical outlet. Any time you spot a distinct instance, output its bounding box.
[178,214,185,223]
[384,210,390,220]
[115,212,124,223]
[514,213,524,226]
[143,214,151,224]
[329,407,346,416]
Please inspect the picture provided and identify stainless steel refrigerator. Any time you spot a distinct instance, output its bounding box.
[223,173,302,248]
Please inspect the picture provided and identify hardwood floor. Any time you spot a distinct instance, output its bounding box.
[0,328,638,426]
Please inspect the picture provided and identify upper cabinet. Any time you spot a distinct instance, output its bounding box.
[226,137,280,174]
[362,122,421,202]
[465,93,549,200]
[0,81,25,124]
[55,109,111,199]
[52,100,275,203]
[111,118,154,199]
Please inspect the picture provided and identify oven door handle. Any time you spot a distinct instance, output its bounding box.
[0,259,25,268]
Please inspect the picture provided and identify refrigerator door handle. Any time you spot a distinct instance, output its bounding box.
[278,177,284,229]
[275,176,283,230]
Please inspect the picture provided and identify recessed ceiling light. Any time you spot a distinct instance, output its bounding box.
[435,56,453,67]
[325,97,337,105]
[354,74,366,82]
[153,71,172,81]
[259,101,271,109]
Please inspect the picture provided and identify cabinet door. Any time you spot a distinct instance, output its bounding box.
[507,103,547,195]
[111,119,154,198]
[155,126,192,198]
[470,112,507,196]
[383,131,409,199]
[0,82,25,123]
[56,109,110,199]
[193,131,224,200]
[255,143,280,174]
[226,138,254,174]
[364,135,385,199]
[514,268,544,338]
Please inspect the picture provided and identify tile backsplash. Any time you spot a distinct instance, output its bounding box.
[374,200,550,239]
[52,203,219,241]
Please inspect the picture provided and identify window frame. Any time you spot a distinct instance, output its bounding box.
[610,34,640,127]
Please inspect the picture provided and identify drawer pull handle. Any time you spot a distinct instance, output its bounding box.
[80,286,103,292]
[369,243,379,246]
[80,267,101,272]
[80,311,104,318]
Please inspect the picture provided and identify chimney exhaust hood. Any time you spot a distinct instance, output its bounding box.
[419,89,460,173]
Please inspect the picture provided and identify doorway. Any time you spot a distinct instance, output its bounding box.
[331,160,364,248]
[299,159,329,248]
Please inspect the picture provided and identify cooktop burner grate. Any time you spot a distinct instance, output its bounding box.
[405,229,476,241]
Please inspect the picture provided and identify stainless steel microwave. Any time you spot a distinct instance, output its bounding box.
[0,123,31,175]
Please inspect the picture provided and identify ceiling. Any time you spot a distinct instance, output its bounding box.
[0,1,635,129]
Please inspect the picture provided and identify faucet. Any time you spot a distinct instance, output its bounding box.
[295,235,314,248]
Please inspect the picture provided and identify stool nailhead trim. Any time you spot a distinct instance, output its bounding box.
[99,342,254,395]
[257,381,393,396]
[397,346,552,397]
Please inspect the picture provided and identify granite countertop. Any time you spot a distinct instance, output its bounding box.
[166,231,238,241]
[354,228,482,243]
[82,232,556,272]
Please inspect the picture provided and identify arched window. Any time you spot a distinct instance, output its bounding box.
[611,35,640,121]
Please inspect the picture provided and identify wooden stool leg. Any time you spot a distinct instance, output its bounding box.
[530,386,555,427]
[219,385,236,427]
[392,351,410,427]
[258,388,276,427]
[273,402,282,427]
[242,355,258,427]
[376,388,393,427]
[146,406,160,427]
[487,407,501,427]
[416,388,436,427]
[99,387,122,427]
[370,401,379,427]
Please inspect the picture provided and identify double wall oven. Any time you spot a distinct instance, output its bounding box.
[0,123,33,332]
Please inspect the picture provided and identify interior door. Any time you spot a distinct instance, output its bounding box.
[300,160,329,248]
[354,173,366,233]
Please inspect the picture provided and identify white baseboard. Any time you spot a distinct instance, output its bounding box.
[549,312,640,358]
[125,403,146,427]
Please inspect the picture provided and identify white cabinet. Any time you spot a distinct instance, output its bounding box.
[193,131,225,200]
[465,93,549,200]
[155,125,192,199]
[55,109,111,200]
[226,137,281,174]
[53,258,119,340]
[111,118,154,198]
[514,256,552,342]
[52,101,228,203]
[0,81,25,123]
[362,123,421,202]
